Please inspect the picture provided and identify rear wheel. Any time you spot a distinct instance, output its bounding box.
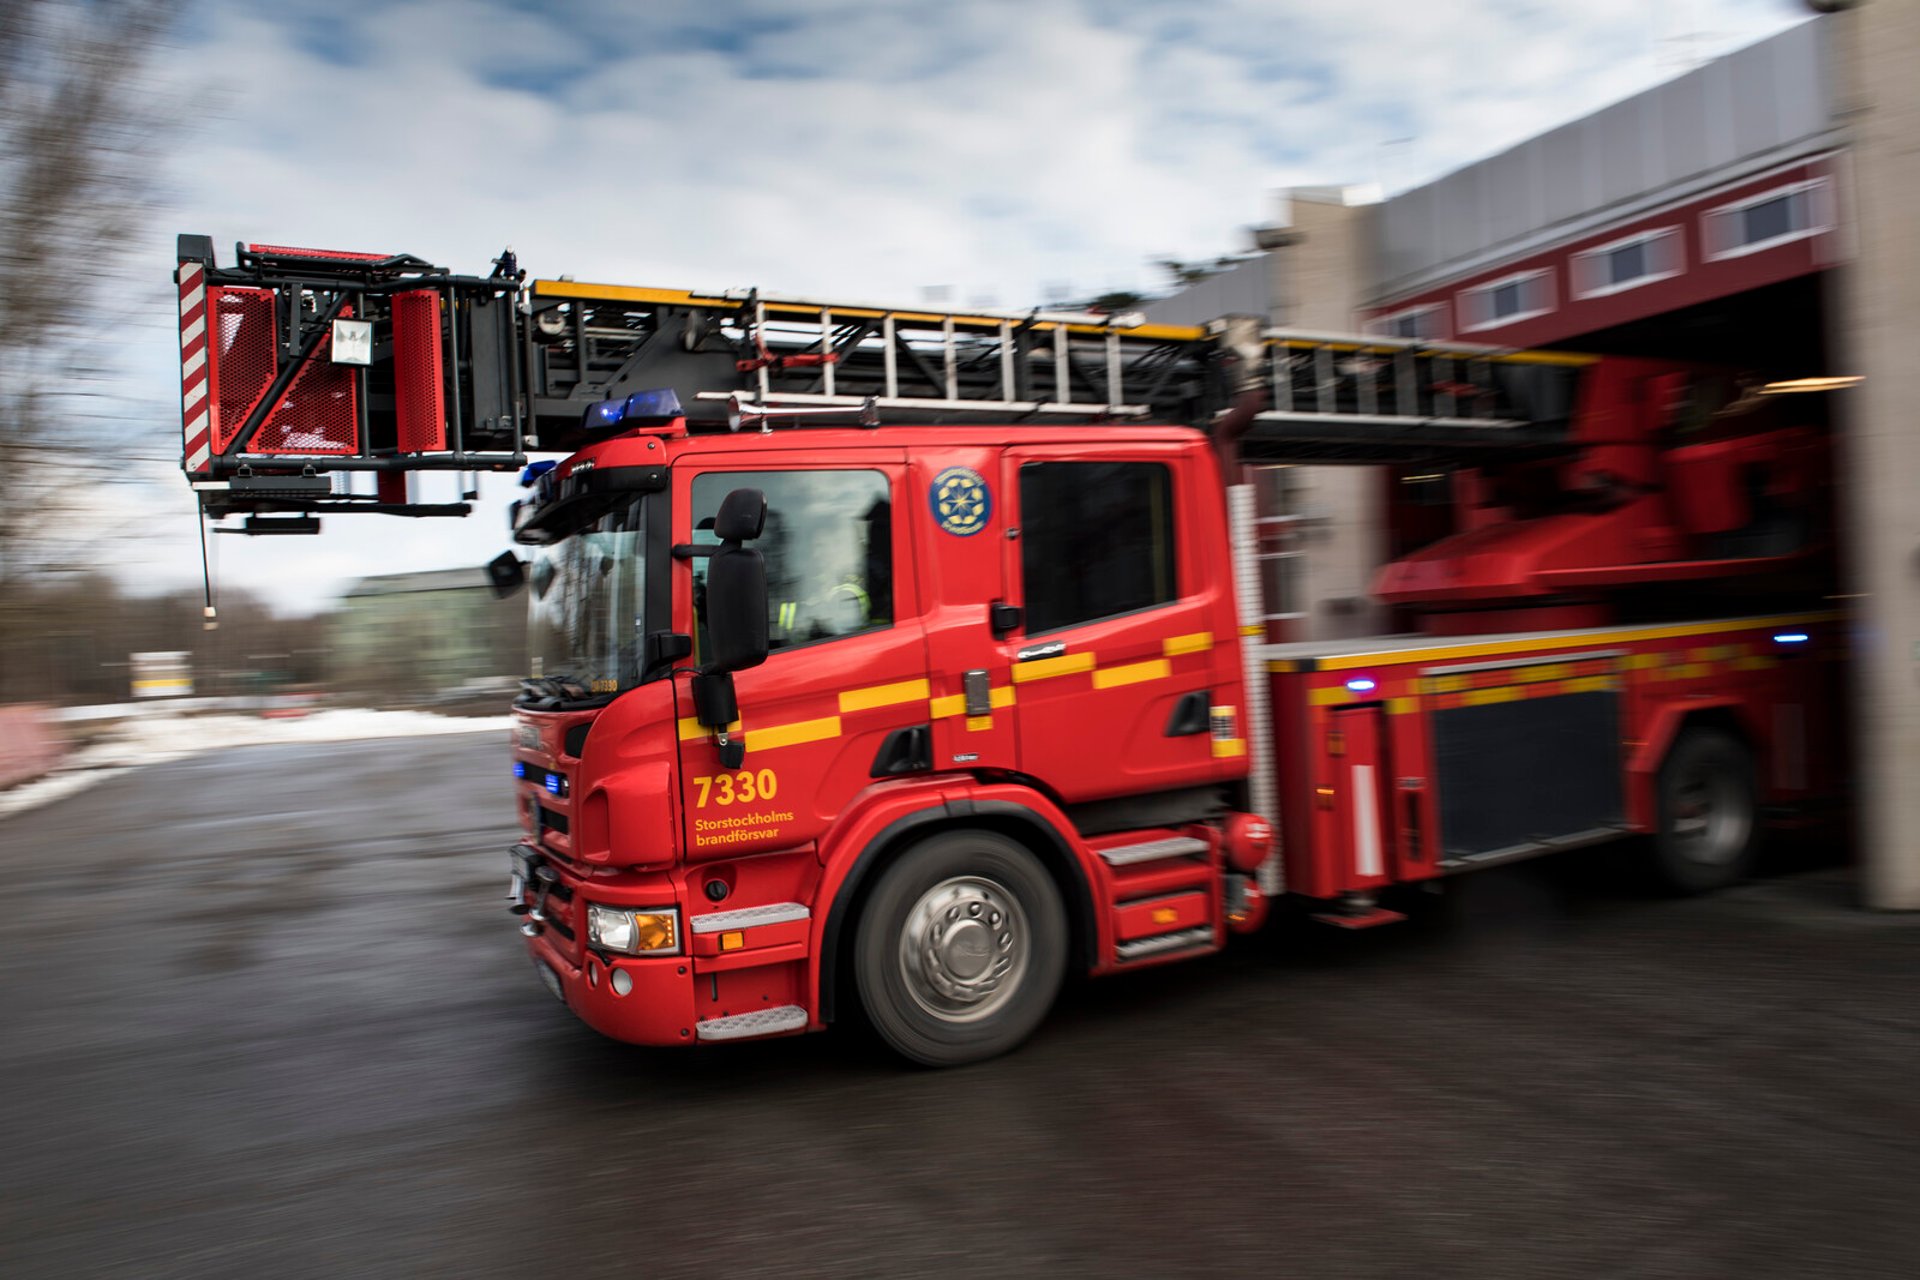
[1649,728,1757,894]
[854,830,1066,1067]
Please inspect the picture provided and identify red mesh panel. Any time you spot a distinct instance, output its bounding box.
[208,287,276,454]
[247,243,388,261]
[391,289,447,452]
[250,306,359,456]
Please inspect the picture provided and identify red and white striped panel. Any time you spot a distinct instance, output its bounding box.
[179,261,211,473]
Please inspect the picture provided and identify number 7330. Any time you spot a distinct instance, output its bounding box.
[692,768,779,808]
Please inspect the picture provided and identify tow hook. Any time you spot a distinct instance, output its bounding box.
[511,862,560,935]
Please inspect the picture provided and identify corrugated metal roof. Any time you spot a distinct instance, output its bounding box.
[1371,19,1838,302]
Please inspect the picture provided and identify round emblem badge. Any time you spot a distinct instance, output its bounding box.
[929,466,991,537]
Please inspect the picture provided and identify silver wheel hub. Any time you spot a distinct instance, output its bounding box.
[899,875,1029,1022]
[1673,767,1746,864]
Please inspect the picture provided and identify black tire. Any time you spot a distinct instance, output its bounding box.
[854,830,1067,1067]
[1649,728,1757,894]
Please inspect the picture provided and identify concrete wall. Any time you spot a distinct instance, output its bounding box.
[1831,0,1920,910]
[1266,192,1387,640]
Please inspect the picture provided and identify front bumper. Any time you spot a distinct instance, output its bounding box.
[510,845,814,1046]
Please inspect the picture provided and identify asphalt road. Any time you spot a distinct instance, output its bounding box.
[2,732,1917,1279]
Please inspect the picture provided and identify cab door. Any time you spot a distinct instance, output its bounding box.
[998,442,1236,807]
[675,449,927,861]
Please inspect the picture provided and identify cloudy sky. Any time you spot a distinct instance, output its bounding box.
[120,0,1812,613]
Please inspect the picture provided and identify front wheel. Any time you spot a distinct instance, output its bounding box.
[854,830,1067,1067]
[1649,728,1757,894]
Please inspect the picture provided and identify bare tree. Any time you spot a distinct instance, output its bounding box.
[0,0,179,685]
[0,0,178,571]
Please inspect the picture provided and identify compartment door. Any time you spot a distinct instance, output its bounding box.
[1332,705,1394,891]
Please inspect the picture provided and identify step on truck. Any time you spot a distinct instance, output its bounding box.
[176,236,1845,1064]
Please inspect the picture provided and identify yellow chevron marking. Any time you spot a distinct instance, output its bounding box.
[678,716,741,741]
[1308,686,1353,706]
[965,716,994,732]
[1240,624,1265,638]
[1012,652,1096,683]
[1093,658,1171,690]
[929,686,1015,720]
[1388,697,1420,716]
[1162,632,1214,657]
[1559,676,1618,695]
[1212,738,1247,758]
[838,678,932,713]
[1461,686,1524,707]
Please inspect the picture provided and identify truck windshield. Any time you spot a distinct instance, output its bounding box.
[525,496,650,702]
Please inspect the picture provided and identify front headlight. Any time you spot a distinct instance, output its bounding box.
[587,904,680,955]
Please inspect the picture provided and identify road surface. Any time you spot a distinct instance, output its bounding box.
[2,732,1916,1278]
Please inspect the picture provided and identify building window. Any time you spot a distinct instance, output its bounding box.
[1572,227,1682,299]
[690,469,893,655]
[1019,461,1176,634]
[1702,179,1831,260]
[1459,269,1553,332]
[1369,303,1446,341]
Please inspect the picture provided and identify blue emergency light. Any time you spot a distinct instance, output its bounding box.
[1346,677,1377,693]
[1773,632,1810,645]
[513,761,527,779]
[581,387,683,431]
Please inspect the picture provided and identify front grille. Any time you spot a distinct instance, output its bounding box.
[537,805,570,835]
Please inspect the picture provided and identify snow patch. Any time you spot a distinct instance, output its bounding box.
[0,710,511,822]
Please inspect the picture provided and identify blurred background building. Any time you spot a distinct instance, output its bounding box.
[1147,18,1843,643]
[329,568,525,701]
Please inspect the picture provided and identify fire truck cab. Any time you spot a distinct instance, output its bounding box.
[506,410,1264,1064]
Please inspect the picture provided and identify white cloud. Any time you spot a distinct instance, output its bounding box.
[118,0,1809,612]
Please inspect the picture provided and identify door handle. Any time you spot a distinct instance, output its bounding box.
[1016,641,1066,663]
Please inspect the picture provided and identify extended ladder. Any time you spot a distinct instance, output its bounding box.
[174,234,1598,525]
[528,279,1593,460]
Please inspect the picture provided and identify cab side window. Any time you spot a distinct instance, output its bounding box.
[691,469,893,656]
[1019,461,1176,634]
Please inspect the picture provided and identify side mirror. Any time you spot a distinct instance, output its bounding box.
[695,488,769,767]
[701,488,769,675]
[485,550,526,599]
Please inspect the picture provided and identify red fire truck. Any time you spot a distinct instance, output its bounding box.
[176,238,1842,1064]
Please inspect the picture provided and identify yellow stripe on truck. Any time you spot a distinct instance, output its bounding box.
[1162,632,1214,657]
[838,678,931,713]
[1011,652,1096,683]
[744,716,842,752]
[1093,659,1171,690]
